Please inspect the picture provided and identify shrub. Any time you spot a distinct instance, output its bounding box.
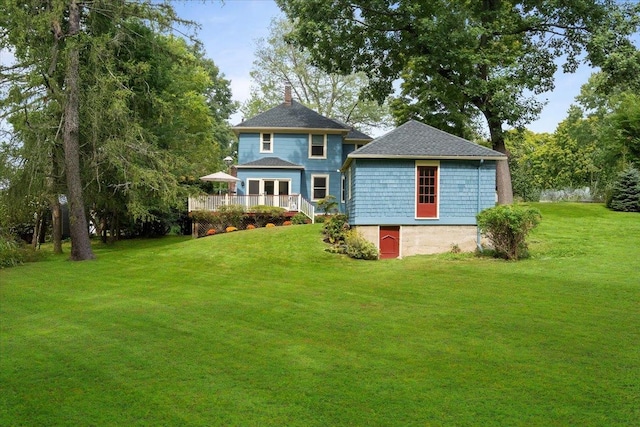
[317,195,338,215]
[218,204,245,228]
[607,167,640,212]
[0,234,26,268]
[323,214,349,244]
[251,205,286,227]
[291,212,309,225]
[345,230,379,260]
[476,205,541,260]
[0,234,39,268]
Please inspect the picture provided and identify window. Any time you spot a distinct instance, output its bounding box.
[312,175,329,200]
[341,175,346,203]
[260,133,273,153]
[416,162,439,218]
[309,134,326,158]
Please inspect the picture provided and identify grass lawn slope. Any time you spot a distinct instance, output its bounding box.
[1,203,639,426]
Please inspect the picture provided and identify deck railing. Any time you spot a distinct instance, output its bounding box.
[188,194,315,223]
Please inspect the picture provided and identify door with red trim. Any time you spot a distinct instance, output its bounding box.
[379,226,400,259]
[417,166,438,218]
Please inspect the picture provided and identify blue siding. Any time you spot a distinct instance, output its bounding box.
[348,159,497,225]
[237,132,345,207]
[236,169,302,196]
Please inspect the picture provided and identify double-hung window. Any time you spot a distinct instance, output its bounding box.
[311,175,329,200]
[260,133,273,153]
[309,134,326,159]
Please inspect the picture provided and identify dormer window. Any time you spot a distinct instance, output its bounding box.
[260,133,273,153]
[309,134,326,159]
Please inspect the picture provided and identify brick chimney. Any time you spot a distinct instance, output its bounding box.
[284,84,292,106]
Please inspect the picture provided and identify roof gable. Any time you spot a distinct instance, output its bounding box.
[349,120,506,160]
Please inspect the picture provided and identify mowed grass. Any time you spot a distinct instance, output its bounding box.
[1,203,638,426]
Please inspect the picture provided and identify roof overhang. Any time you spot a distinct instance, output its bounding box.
[341,154,507,172]
[232,126,349,136]
[235,164,304,170]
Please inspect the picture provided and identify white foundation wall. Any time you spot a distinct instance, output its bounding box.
[355,225,479,258]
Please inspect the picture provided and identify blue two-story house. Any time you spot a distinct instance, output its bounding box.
[229,87,372,218]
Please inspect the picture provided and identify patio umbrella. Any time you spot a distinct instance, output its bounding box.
[199,171,241,195]
[199,171,240,182]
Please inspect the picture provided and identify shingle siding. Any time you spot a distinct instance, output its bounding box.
[348,159,497,225]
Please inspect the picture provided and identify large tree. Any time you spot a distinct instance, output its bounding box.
[1,1,235,255]
[276,0,640,204]
[241,18,391,135]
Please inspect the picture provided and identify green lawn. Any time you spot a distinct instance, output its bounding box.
[1,203,639,426]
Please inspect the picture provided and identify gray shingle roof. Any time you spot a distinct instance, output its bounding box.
[344,128,373,141]
[234,100,350,131]
[349,120,506,159]
[235,157,304,169]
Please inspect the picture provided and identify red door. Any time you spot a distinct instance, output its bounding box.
[417,166,438,218]
[379,226,400,259]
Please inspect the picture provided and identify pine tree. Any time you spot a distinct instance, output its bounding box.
[608,167,640,212]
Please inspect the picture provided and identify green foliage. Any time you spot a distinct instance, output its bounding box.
[291,212,309,225]
[607,167,640,212]
[240,18,391,134]
[0,234,26,268]
[344,229,379,260]
[217,205,246,229]
[278,0,640,203]
[322,214,349,244]
[251,205,286,227]
[477,205,542,260]
[316,195,338,215]
[0,233,40,268]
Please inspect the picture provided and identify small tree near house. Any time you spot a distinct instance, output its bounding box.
[317,195,338,215]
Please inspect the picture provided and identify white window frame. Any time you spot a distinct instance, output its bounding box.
[260,133,273,153]
[311,174,330,201]
[308,134,327,159]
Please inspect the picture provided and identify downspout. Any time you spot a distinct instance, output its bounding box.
[477,159,484,252]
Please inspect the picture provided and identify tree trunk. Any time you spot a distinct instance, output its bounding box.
[50,197,63,254]
[486,115,514,205]
[31,211,42,248]
[62,0,95,261]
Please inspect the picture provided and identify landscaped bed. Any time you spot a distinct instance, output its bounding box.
[1,203,638,426]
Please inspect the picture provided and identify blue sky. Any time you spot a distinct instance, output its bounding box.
[173,0,604,135]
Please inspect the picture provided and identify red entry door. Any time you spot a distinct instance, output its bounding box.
[379,226,400,259]
[417,166,438,218]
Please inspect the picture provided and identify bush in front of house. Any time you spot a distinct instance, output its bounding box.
[606,167,640,212]
[477,204,541,260]
[251,205,286,227]
[218,205,246,229]
[345,229,379,260]
[291,212,309,225]
[323,214,349,244]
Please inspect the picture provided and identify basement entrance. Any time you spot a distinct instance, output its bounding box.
[379,226,400,259]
